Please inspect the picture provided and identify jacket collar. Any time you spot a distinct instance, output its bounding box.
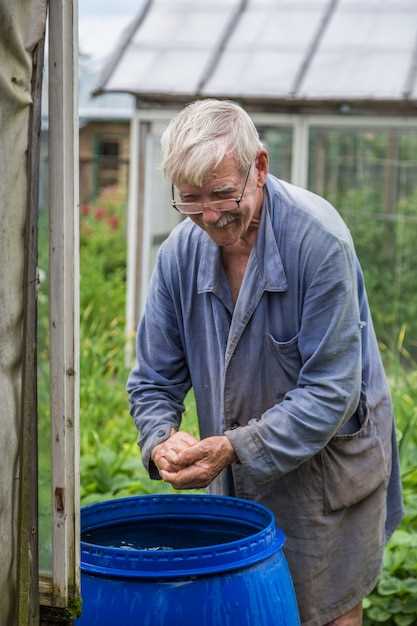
[197,176,288,296]
[253,180,288,292]
[197,235,234,311]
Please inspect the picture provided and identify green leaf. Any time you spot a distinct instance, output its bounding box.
[389,597,407,614]
[363,597,372,610]
[389,530,416,548]
[400,596,417,614]
[367,606,392,622]
[378,576,404,596]
[393,614,417,626]
[401,578,417,595]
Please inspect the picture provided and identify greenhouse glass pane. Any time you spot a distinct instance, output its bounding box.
[258,126,292,183]
[308,126,417,356]
[302,2,417,99]
[108,0,239,94]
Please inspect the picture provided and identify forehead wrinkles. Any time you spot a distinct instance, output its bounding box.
[203,165,242,190]
[180,168,241,195]
[180,179,237,197]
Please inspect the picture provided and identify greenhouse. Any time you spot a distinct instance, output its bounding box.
[95,0,417,358]
[2,0,417,624]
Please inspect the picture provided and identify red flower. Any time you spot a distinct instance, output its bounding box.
[81,204,90,216]
[108,215,120,231]
[94,207,106,220]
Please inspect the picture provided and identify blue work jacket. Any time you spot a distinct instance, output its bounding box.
[127,174,402,545]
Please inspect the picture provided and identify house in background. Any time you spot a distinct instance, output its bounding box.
[78,56,133,204]
[40,54,134,208]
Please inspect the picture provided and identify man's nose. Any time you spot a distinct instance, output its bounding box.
[201,206,221,226]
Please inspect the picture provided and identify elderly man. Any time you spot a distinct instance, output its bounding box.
[127,100,403,626]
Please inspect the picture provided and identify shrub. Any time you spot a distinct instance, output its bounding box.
[364,355,417,626]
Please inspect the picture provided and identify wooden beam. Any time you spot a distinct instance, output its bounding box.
[17,23,46,626]
[48,0,80,613]
[40,604,74,626]
[97,92,417,116]
[40,572,76,623]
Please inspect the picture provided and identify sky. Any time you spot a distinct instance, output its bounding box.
[78,0,141,60]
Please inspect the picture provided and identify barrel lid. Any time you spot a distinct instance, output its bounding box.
[80,494,285,579]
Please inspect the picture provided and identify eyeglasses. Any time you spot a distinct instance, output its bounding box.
[171,163,252,216]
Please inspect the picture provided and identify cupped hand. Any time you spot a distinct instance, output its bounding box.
[159,436,237,489]
[151,430,199,474]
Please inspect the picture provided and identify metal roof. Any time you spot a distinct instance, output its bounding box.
[95,0,417,109]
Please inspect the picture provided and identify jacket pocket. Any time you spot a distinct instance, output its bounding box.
[265,333,301,398]
[321,396,389,514]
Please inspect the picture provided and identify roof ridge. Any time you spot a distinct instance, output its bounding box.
[290,0,339,98]
[403,25,417,99]
[93,0,153,97]
[197,0,248,95]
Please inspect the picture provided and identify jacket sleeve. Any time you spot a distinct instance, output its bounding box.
[224,236,362,483]
[126,251,191,479]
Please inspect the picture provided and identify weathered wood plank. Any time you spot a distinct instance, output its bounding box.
[17,21,47,626]
[40,604,74,626]
[48,0,80,612]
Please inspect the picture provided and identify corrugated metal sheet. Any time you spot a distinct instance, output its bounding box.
[97,0,417,104]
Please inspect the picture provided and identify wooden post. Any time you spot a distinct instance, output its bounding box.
[125,116,149,366]
[47,0,80,620]
[16,24,46,626]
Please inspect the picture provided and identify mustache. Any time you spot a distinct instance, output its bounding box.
[213,212,240,228]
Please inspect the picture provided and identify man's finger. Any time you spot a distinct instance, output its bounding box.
[156,457,182,472]
[156,439,195,466]
[160,465,209,489]
[163,449,179,464]
[176,444,205,466]
[175,432,199,445]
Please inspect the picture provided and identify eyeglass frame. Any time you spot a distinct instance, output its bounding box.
[171,162,253,216]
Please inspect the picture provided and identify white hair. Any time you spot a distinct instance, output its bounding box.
[161,99,264,186]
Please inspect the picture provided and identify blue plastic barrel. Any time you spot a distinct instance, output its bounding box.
[76,494,300,626]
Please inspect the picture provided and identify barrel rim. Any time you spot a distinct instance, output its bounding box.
[80,494,285,578]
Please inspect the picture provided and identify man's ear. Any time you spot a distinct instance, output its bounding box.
[255,149,269,187]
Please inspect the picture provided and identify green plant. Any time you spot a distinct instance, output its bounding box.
[364,480,417,626]
[77,197,200,505]
[303,125,417,358]
[364,348,417,626]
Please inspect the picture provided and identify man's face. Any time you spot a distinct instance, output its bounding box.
[175,154,265,249]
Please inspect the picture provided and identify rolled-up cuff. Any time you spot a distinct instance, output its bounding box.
[224,424,275,485]
[139,424,175,480]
